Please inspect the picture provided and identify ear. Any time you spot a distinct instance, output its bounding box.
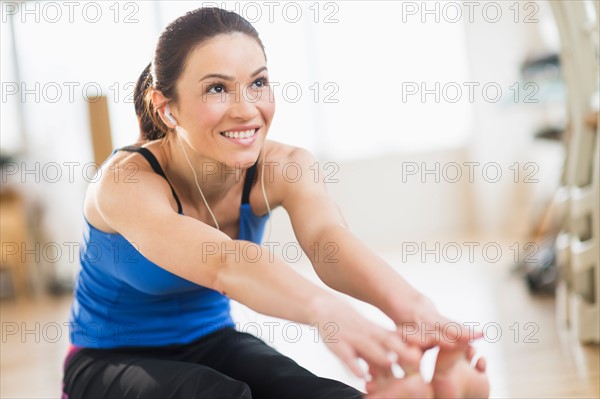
[152,90,177,128]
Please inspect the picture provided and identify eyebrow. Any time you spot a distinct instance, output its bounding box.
[200,66,268,82]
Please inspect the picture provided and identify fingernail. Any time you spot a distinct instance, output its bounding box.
[387,352,398,364]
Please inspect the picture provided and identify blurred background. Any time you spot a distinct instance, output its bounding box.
[1,1,598,398]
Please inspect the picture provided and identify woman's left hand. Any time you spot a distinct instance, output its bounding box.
[389,295,484,350]
[312,296,423,379]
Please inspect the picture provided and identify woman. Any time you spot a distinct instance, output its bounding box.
[63,7,488,398]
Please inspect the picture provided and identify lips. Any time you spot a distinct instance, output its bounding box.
[220,128,257,139]
[219,127,259,146]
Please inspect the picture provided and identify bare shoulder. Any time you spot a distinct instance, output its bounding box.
[83,142,179,233]
[261,140,319,183]
[258,140,347,238]
[252,140,321,211]
[263,140,316,165]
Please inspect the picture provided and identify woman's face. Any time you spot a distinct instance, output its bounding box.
[170,33,275,168]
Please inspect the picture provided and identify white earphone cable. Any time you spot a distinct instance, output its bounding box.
[260,138,272,244]
[176,126,220,231]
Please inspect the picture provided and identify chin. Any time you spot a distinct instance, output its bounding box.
[223,152,261,169]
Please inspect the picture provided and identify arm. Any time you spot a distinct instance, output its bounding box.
[96,162,323,325]
[95,159,417,376]
[279,148,476,348]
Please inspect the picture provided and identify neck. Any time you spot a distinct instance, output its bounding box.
[161,133,244,206]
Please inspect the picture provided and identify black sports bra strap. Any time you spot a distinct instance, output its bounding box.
[242,162,258,205]
[118,146,183,214]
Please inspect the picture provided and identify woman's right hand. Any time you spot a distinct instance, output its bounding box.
[312,296,423,379]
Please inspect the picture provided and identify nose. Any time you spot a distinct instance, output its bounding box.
[229,86,259,120]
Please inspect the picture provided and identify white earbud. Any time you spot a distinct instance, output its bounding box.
[164,105,177,125]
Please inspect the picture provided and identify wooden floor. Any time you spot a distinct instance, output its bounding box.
[1,240,599,398]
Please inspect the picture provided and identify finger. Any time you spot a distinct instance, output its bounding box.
[356,336,393,370]
[458,321,484,343]
[398,320,483,349]
[465,344,487,372]
[438,321,463,347]
[437,322,485,348]
[398,322,443,349]
[365,379,378,395]
[365,363,394,396]
[330,342,364,379]
[368,362,394,380]
[397,322,429,349]
[412,326,440,348]
[382,332,422,374]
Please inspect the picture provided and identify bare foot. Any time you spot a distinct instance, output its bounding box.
[431,345,489,399]
[365,369,433,399]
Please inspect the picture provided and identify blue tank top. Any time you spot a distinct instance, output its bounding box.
[68,146,268,348]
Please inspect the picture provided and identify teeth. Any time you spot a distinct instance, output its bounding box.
[222,129,256,139]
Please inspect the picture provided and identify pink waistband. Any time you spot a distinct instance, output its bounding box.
[63,344,83,369]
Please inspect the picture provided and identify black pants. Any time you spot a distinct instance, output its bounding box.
[63,327,364,399]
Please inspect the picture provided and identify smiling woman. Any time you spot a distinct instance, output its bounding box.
[153,33,273,169]
[61,7,488,399]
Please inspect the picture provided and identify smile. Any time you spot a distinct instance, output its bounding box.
[219,127,260,147]
[220,128,257,139]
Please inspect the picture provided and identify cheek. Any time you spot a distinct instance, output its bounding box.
[259,95,275,123]
[193,101,228,128]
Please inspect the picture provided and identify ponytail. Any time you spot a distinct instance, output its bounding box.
[134,62,170,140]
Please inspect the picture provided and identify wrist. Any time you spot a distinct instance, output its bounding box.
[385,290,431,325]
[308,293,342,325]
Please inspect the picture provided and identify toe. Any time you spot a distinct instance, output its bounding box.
[466,346,476,362]
[475,357,487,372]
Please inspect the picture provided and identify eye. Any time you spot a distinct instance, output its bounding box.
[252,77,269,88]
[206,83,226,94]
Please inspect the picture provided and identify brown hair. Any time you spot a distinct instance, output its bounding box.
[134,62,153,141]
[137,7,265,141]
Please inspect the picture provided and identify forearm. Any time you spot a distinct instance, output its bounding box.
[213,240,337,325]
[308,225,426,321]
